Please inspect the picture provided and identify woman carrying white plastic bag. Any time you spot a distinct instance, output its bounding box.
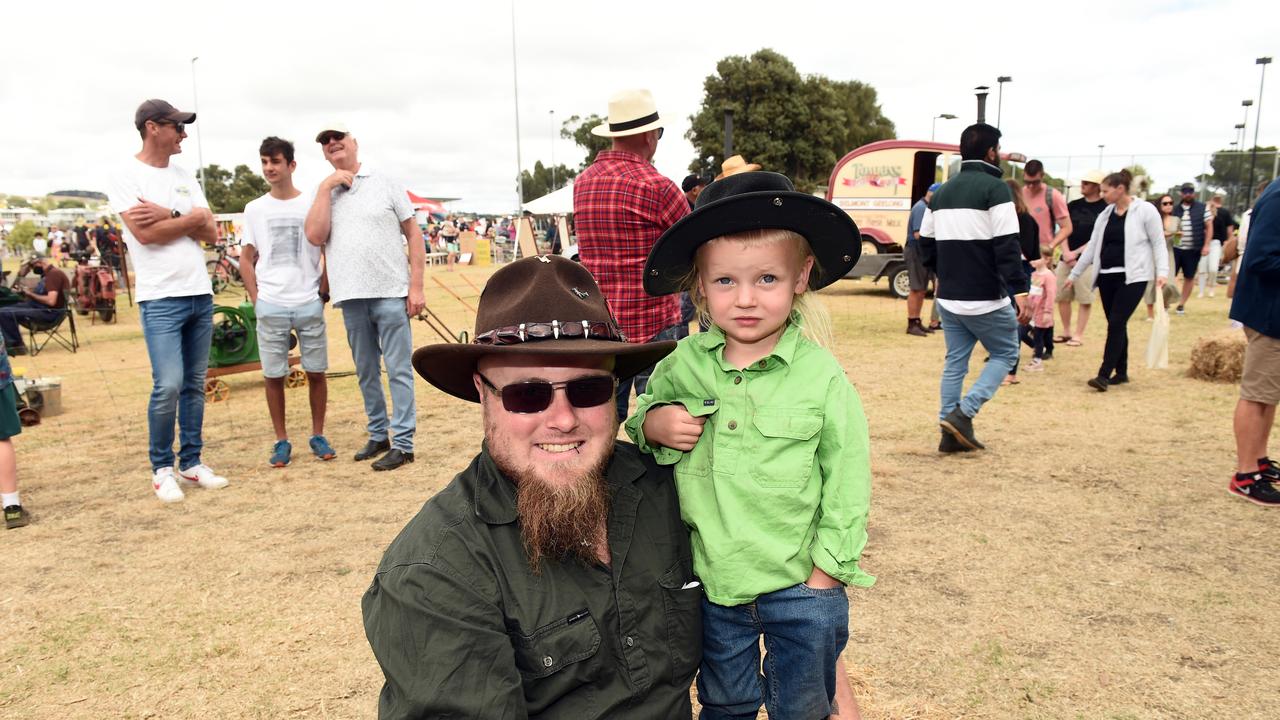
[1065,169,1170,391]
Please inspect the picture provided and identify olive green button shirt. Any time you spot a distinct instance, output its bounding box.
[625,322,874,606]
[361,443,701,719]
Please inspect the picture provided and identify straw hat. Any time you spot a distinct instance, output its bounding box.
[590,89,664,138]
[714,155,762,180]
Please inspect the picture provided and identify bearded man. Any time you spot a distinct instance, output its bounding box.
[362,255,701,719]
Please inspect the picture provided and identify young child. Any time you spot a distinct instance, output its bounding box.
[1020,246,1058,370]
[625,172,872,719]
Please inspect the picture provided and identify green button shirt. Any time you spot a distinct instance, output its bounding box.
[625,322,874,606]
[361,443,701,719]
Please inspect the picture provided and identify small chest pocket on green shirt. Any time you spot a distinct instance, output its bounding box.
[750,408,823,487]
[510,611,602,685]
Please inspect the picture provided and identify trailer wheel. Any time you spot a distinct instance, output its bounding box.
[204,378,230,403]
[286,368,308,389]
[889,265,912,299]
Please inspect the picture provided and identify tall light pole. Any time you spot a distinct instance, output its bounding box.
[549,109,556,191]
[974,85,990,123]
[1097,144,1105,167]
[1240,99,1253,148]
[190,56,206,196]
[509,0,525,211]
[1247,57,1272,206]
[1235,122,1247,148]
[996,76,1012,129]
[931,113,957,142]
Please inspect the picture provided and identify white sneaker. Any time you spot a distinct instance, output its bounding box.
[177,464,229,490]
[153,467,185,503]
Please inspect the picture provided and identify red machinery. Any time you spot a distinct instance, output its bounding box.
[73,264,117,323]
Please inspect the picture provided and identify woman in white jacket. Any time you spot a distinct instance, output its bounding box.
[1065,169,1170,391]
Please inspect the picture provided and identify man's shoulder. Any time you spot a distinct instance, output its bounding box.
[377,467,482,572]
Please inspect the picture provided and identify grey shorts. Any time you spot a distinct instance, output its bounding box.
[255,298,327,378]
[903,243,932,292]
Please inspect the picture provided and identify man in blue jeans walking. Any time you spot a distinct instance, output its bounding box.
[919,123,1031,452]
[305,123,426,471]
[107,98,231,502]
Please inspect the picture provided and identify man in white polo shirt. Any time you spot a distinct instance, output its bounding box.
[304,123,426,471]
[107,98,230,502]
[240,136,335,469]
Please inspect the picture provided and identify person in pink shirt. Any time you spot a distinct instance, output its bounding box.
[1020,246,1058,371]
[1021,159,1073,257]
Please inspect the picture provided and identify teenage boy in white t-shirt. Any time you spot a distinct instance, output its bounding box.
[240,137,334,468]
[107,98,230,503]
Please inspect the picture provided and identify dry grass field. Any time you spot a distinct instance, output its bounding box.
[2,262,1275,719]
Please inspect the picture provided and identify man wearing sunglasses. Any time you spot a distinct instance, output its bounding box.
[363,255,700,718]
[106,98,229,503]
[305,123,426,471]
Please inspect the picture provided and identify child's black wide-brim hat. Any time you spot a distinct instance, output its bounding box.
[643,171,861,296]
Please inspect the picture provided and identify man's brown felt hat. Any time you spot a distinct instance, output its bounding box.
[412,255,677,402]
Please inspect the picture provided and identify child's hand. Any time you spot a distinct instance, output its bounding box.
[804,566,844,590]
[641,404,705,451]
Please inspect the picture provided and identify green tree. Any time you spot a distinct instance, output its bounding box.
[560,114,611,169]
[5,220,38,253]
[198,164,268,213]
[1199,146,1276,204]
[6,196,30,208]
[519,160,578,203]
[56,199,86,209]
[685,48,895,192]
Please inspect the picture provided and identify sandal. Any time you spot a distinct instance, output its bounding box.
[1065,338,1083,347]
[1053,335,1070,343]
[1001,375,1020,386]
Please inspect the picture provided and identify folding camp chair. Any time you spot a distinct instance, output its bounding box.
[25,309,78,355]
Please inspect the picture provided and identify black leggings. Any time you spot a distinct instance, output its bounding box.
[1095,272,1146,379]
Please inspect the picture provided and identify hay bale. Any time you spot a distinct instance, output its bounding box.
[1188,329,1246,383]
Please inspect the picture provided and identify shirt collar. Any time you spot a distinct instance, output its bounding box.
[472,442,643,526]
[594,150,648,165]
[694,316,804,370]
[961,159,1003,178]
[353,162,372,178]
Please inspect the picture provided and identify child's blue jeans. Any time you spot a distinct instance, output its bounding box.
[697,583,849,720]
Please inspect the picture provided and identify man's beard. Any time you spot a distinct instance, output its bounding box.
[511,455,611,573]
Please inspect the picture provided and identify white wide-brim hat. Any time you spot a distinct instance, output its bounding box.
[591,89,664,137]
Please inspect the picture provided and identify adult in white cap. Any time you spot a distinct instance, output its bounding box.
[304,122,426,471]
[572,89,689,421]
[106,98,230,503]
[1055,168,1107,346]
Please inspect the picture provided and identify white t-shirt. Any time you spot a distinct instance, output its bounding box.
[323,165,414,306]
[106,158,213,302]
[243,191,322,307]
[33,236,48,254]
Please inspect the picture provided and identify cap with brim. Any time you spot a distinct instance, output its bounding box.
[412,255,675,403]
[1180,184,1195,193]
[1080,169,1106,185]
[134,99,196,130]
[643,171,860,296]
[591,89,664,138]
[315,122,351,143]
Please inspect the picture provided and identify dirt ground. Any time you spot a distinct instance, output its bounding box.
[2,263,1275,719]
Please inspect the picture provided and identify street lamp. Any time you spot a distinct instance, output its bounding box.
[1247,57,1272,206]
[1097,144,1105,167]
[1235,122,1247,148]
[931,113,957,142]
[1240,100,1253,148]
[974,85,990,123]
[996,76,1012,129]
[190,56,206,196]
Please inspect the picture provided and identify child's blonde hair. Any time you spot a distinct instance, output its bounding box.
[679,228,834,349]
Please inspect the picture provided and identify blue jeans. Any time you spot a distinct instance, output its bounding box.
[0,301,63,347]
[139,294,213,471]
[340,298,416,452]
[615,323,684,422]
[937,303,1019,420]
[698,583,850,720]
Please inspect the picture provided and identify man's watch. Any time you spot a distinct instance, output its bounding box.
[171,209,181,219]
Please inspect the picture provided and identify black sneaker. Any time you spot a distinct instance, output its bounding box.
[371,448,415,471]
[7,345,28,357]
[1108,374,1129,385]
[1087,376,1109,392]
[1259,457,1280,481]
[4,504,30,529]
[938,431,971,453]
[353,438,391,462]
[940,408,984,450]
[1229,473,1280,507]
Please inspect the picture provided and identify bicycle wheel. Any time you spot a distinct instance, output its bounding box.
[207,259,230,294]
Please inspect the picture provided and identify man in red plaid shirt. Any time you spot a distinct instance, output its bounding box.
[573,89,689,420]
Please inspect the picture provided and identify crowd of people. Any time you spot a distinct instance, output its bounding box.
[4,89,1278,720]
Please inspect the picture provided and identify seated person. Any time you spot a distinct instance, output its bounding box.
[0,257,70,355]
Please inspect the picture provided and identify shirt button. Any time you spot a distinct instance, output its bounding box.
[733,376,742,385]
[727,420,738,430]
[625,636,634,647]
[543,656,554,668]
[758,360,767,368]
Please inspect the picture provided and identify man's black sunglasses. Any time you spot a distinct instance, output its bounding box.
[477,373,616,414]
[318,131,347,145]
[153,120,185,134]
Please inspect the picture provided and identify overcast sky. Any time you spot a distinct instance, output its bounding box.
[1,0,1275,211]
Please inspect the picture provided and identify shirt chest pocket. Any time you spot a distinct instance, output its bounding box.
[510,611,602,684]
[750,408,824,488]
